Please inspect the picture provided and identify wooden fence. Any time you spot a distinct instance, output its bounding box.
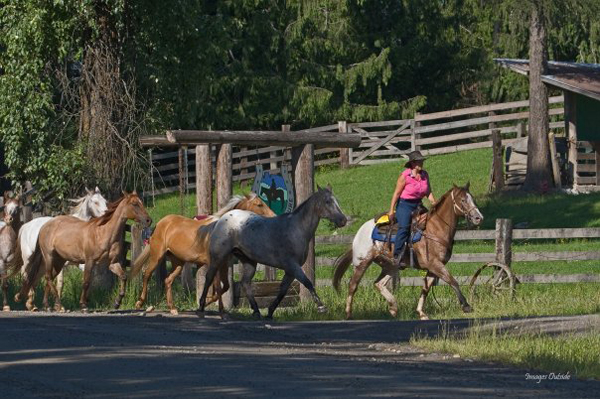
[147,96,566,197]
[313,220,600,287]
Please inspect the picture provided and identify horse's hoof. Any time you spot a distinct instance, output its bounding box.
[31,306,38,312]
[419,314,430,321]
[113,302,121,310]
[317,305,328,314]
[264,315,273,321]
[14,293,21,302]
[170,309,179,316]
[462,305,473,313]
[135,301,144,310]
[81,307,89,314]
[389,310,398,318]
[55,305,65,313]
[196,310,205,319]
[3,305,10,312]
[251,312,262,320]
[220,313,231,321]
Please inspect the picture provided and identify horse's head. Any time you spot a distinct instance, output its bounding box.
[2,191,21,225]
[451,182,483,226]
[238,193,276,217]
[86,186,108,217]
[316,184,347,228]
[121,191,152,228]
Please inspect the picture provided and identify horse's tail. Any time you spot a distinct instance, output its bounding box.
[15,240,43,303]
[130,245,151,278]
[7,229,25,278]
[332,248,353,293]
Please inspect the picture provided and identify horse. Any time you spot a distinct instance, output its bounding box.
[0,193,22,311]
[332,183,483,320]
[16,187,108,311]
[130,193,275,315]
[11,192,151,312]
[198,185,348,320]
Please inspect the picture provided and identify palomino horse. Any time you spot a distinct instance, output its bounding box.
[332,184,483,320]
[12,192,151,311]
[131,193,275,315]
[0,193,22,311]
[16,187,108,311]
[198,185,347,319]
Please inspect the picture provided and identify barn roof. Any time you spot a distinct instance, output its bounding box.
[495,58,600,102]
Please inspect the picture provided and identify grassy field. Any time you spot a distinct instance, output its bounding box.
[411,322,600,380]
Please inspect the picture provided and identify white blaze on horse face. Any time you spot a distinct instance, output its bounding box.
[466,193,483,224]
[5,201,18,218]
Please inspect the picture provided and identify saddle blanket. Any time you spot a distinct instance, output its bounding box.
[371,224,422,244]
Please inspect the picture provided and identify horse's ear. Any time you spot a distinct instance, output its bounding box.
[326,183,332,191]
[122,189,129,197]
[464,181,470,191]
[316,184,322,191]
[132,189,138,196]
[452,184,458,189]
[95,186,101,193]
[85,187,92,195]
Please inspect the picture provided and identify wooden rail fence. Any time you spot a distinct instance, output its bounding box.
[313,220,600,287]
[146,96,566,197]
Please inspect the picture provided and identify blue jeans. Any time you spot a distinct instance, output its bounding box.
[394,199,420,256]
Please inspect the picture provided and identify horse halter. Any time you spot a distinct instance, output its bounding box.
[450,189,477,217]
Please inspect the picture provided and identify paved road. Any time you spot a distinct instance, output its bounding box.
[0,312,597,398]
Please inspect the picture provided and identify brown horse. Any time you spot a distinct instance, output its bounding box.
[0,193,21,311]
[13,192,151,311]
[332,184,483,320]
[130,193,275,315]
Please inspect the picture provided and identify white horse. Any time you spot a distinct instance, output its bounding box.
[18,187,108,310]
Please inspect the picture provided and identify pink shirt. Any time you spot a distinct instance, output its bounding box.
[400,169,430,200]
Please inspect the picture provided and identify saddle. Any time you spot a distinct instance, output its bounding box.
[371,204,428,268]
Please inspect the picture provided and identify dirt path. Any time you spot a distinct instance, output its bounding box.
[0,312,597,398]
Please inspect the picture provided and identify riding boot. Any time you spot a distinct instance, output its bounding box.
[393,243,407,268]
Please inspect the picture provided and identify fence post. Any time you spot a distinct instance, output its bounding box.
[339,121,349,168]
[495,218,513,268]
[292,143,315,303]
[217,144,234,309]
[411,114,421,151]
[548,132,562,189]
[492,129,504,192]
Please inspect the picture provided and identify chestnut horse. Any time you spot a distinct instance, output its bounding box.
[130,193,275,315]
[0,193,22,311]
[332,184,483,320]
[12,192,151,311]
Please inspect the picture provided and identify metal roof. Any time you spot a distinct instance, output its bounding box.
[495,58,600,102]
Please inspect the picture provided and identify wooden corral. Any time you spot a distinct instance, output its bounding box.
[497,59,600,191]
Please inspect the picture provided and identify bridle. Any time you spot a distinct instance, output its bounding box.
[451,189,478,220]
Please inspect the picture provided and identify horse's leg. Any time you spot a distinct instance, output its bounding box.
[416,272,437,320]
[216,265,231,319]
[345,260,372,319]
[79,261,94,312]
[288,263,327,313]
[374,267,398,318]
[164,258,184,315]
[240,261,260,319]
[56,268,64,300]
[197,257,227,316]
[108,262,127,309]
[266,272,294,320]
[26,266,44,312]
[2,273,9,311]
[47,258,64,312]
[428,261,472,314]
[135,245,166,310]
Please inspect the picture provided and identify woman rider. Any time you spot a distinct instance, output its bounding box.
[388,151,436,265]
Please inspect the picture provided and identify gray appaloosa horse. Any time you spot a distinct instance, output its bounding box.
[197,185,348,320]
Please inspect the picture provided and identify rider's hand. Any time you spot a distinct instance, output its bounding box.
[388,211,395,221]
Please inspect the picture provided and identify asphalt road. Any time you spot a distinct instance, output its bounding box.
[0,312,597,398]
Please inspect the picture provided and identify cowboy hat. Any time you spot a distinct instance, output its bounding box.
[404,150,427,168]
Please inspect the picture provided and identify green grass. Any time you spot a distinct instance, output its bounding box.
[411,322,600,380]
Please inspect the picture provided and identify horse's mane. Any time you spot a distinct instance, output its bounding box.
[90,196,126,226]
[428,187,459,216]
[214,193,257,217]
[69,194,89,216]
